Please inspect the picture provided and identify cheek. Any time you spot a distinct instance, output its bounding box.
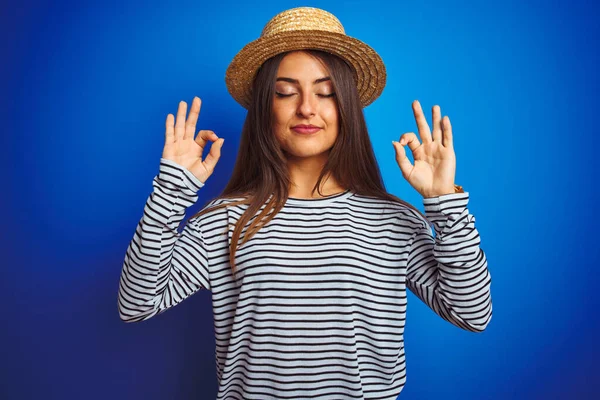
[324,110,339,133]
[323,104,338,124]
[271,112,286,137]
[273,119,288,141]
[272,117,289,145]
[272,107,293,129]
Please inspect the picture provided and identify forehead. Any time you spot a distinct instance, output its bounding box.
[276,51,329,81]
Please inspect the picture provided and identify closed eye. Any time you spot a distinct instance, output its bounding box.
[275,92,336,98]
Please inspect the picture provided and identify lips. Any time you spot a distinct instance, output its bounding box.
[292,126,321,134]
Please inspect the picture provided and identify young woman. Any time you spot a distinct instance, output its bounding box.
[117,6,492,400]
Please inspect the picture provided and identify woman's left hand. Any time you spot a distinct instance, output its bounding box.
[393,100,457,198]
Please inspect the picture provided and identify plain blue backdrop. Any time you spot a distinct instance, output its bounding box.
[2,0,598,399]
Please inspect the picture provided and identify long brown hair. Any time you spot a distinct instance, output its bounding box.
[186,50,433,278]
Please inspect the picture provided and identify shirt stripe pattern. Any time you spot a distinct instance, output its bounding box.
[117,158,492,400]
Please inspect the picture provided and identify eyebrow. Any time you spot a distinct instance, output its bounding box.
[276,76,331,84]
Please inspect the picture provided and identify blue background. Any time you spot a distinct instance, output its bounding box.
[2,0,598,399]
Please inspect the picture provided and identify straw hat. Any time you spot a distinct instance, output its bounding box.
[225,6,386,109]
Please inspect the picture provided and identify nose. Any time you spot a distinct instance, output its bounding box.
[296,93,317,118]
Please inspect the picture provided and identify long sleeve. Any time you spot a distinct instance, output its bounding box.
[406,191,492,332]
[117,158,211,323]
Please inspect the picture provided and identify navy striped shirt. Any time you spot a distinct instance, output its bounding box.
[118,158,492,400]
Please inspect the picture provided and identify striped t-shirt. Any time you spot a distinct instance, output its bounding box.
[118,158,492,400]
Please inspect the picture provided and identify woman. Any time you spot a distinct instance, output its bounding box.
[117,6,492,400]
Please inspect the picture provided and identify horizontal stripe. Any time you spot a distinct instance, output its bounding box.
[117,158,492,399]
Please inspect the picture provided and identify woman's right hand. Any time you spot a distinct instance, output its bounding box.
[162,97,225,184]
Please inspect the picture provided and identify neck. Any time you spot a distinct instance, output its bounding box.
[286,152,344,199]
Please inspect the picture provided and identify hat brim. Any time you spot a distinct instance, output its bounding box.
[225,30,386,109]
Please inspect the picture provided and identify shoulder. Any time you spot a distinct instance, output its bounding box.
[351,192,427,231]
[188,197,241,226]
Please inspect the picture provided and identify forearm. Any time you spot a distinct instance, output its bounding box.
[407,192,492,332]
[117,158,207,322]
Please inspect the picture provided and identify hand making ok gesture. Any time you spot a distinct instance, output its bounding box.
[392,100,458,198]
[162,96,225,184]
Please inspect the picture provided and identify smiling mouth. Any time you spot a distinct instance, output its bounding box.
[292,126,321,134]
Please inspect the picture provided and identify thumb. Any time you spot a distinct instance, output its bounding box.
[392,141,413,179]
[204,138,225,169]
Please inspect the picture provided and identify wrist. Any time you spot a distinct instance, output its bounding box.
[423,184,464,198]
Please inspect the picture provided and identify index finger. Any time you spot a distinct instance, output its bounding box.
[412,100,432,143]
[184,97,201,140]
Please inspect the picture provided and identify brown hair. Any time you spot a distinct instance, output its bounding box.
[185,50,433,278]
